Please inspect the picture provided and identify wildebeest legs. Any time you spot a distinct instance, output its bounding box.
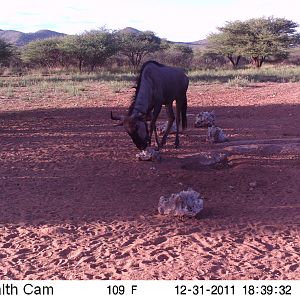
[149,106,161,148]
[175,105,181,148]
[153,125,159,148]
[161,104,176,148]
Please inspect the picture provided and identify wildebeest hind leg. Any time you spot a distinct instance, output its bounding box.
[175,106,181,148]
[161,104,175,147]
[154,126,160,149]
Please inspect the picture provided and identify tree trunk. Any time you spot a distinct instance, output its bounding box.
[236,55,241,67]
[90,63,96,72]
[259,56,265,67]
[227,55,241,68]
[78,59,83,72]
[252,56,265,68]
[252,57,258,67]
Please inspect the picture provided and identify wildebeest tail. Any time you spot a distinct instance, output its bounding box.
[181,95,187,130]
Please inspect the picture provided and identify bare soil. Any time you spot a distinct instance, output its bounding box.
[1,81,300,279]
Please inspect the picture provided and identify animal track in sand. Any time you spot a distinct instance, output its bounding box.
[121,235,140,247]
[2,82,300,280]
[142,236,167,246]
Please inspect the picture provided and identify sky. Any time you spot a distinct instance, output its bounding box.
[1,0,300,42]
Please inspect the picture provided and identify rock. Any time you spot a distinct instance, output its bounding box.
[195,111,216,127]
[181,152,228,171]
[136,147,161,162]
[198,152,228,166]
[158,188,204,217]
[207,125,228,143]
[156,121,177,135]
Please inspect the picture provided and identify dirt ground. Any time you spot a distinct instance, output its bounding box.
[0,81,300,279]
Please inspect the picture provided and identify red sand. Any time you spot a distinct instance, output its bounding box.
[0,82,300,279]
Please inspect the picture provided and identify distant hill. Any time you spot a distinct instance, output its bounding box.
[118,27,143,34]
[0,27,207,48]
[118,27,207,48]
[173,39,208,49]
[0,29,66,46]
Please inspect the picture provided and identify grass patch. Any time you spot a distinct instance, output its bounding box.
[5,85,15,98]
[227,76,254,87]
[0,72,136,89]
[1,66,300,96]
[108,80,132,93]
[189,65,300,84]
[0,72,136,102]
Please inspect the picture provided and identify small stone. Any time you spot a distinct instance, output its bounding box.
[157,121,177,135]
[198,152,228,166]
[207,125,228,143]
[158,188,204,217]
[195,111,216,127]
[249,182,257,188]
[136,147,161,162]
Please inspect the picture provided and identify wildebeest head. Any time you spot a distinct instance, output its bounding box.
[111,112,150,150]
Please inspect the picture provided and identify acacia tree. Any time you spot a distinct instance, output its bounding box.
[21,38,64,68]
[117,31,161,69]
[0,39,13,67]
[60,34,87,71]
[207,20,247,68]
[192,49,227,69]
[60,29,118,72]
[81,29,118,71]
[158,43,194,68]
[207,17,300,68]
[243,17,300,67]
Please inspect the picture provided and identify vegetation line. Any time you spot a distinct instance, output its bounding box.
[1,16,300,75]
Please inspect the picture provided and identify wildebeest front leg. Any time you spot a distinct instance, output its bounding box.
[161,104,175,147]
[149,122,160,149]
[149,120,156,146]
[149,108,161,148]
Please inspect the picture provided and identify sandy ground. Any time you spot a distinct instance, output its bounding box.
[0,81,300,279]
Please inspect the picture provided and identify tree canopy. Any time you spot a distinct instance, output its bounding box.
[21,38,64,68]
[117,30,161,69]
[158,43,193,68]
[4,17,300,73]
[22,29,118,71]
[208,17,300,67]
[0,39,14,67]
[77,29,118,71]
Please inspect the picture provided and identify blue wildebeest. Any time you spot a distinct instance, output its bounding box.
[111,61,189,150]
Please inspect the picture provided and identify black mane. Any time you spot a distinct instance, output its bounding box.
[128,61,164,115]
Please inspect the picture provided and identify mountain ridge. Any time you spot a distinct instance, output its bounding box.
[0,29,66,46]
[0,27,207,48]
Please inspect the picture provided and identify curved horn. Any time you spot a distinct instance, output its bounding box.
[111,111,122,121]
[111,111,125,126]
